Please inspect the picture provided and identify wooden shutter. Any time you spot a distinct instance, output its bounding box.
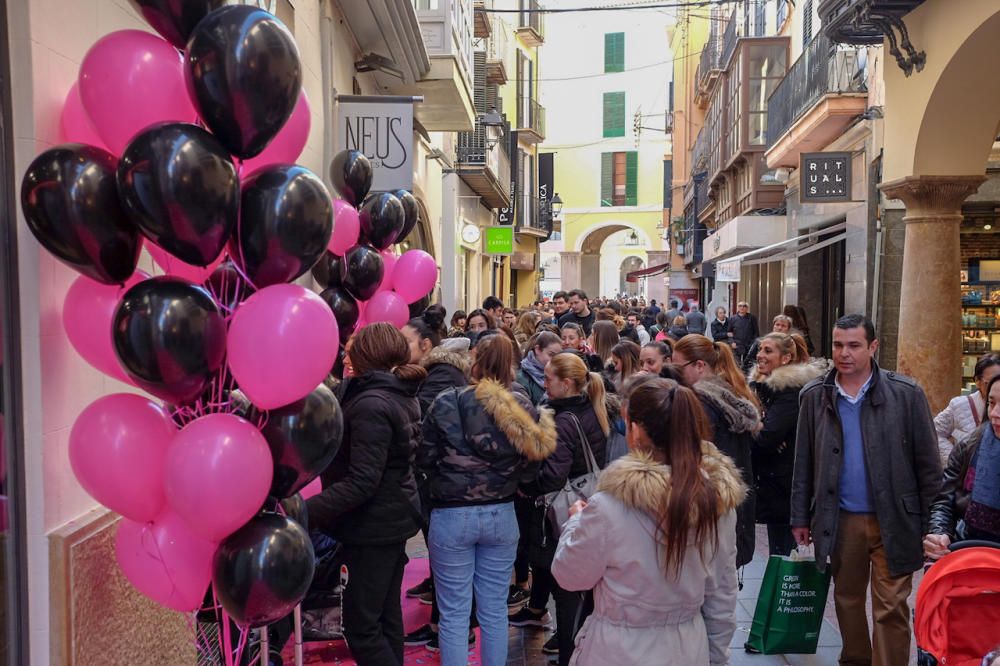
[625,151,638,206]
[601,153,614,206]
[604,32,624,73]
[603,91,625,138]
[803,0,813,44]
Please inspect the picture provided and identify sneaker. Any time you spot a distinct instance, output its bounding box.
[507,586,531,608]
[425,630,475,652]
[418,590,434,605]
[508,606,550,627]
[405,577,433,598]
[403,624,436,646]
[542,633,559,655]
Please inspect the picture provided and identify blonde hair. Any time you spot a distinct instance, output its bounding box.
[548,353,610,435]
[760,332,809,364]
[673,334,759,407]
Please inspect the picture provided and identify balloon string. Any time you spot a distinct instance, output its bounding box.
[140,522,187,619]
[233,157,260,294]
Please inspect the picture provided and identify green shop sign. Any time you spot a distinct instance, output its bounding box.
[484,227,514,255]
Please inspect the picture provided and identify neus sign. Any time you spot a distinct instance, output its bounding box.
[338,95,415,192]
[800,152,852,203]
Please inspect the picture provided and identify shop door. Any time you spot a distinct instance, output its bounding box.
[818,239,846,357]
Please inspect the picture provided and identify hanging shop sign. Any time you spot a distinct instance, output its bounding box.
[498,130,519,225]
[484,226,514,255]
[338,95,415,191]
[800,152,851,203]
[510,251,536,271]
[717,258,742,282]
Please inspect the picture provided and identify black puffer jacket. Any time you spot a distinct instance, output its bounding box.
[418,379,557,509]
[929,424,983,539]
[418,346,470,416]
[306,371,422,546]
[711,318,730,343]
[693,375,760,567]
[748,361,826,525]
[534,394,610,495]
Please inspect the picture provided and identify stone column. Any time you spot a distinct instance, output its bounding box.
[559,251,581,293]
[646,250,671,305]
[580,253,601,298]
[880,175,985,413]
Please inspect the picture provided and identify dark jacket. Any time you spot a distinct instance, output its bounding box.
[417,346,470,417]
[928,424,983,539]
[727,313,759,353]
[693,375,760,567]
[619,325,640,344]
[531,394,610,495]
[667,324,689,341]
[685,310,708,336]
[516,352,547,405]
[711,317,730,343]
[558,309,597,336]
[791,363,943,576]
[748,362,826,525]
[418,379,557,509]
[307,371,423,546]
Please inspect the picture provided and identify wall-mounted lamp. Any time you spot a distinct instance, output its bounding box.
[355,53,404,80]
[551,193,563,217]
[479,108,505,151]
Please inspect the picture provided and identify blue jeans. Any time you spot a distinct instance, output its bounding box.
[428,502,519,666]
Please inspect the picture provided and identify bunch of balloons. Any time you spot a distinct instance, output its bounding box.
[14,0,442,641]
[313,150,439,344]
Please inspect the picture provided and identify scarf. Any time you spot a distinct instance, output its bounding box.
[520,351,546,388]
[965,425,1000,538]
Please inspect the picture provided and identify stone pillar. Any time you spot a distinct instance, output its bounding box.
[559,251,581,293]
[646,250,671,305]
[440,173,461,315]
[581,253,601,299]
[880,175,985,413]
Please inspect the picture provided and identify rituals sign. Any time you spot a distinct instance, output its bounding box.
[800,152,851,202]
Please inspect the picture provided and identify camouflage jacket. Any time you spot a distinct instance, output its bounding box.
[418,379,557,508]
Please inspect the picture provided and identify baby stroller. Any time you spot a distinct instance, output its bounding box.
[915,541,1000,666]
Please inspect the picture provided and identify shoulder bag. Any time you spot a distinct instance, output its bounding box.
[543,413,601,537]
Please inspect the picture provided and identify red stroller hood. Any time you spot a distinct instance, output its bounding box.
[915,547,1000,665]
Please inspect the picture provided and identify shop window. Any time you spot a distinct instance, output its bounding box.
[600,151,637,206]
[604,32,624,73]
[602,91,625,138]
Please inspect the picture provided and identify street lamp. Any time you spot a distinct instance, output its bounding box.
[480,108,505,151]
[551,192,563,217]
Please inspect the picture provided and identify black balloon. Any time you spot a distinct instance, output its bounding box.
[232,165,333,288]
[112,277,227,404]
[186,5,302,159]
[340,244,384,302]
[329,150,372,207]
[279,494,308,532]
[320,287,360,344]
[408,294,432,320]
[213,513,315,628]
[20,144,141,285]
[128,0,226,49]
[252,384,343,499]
[205,261,250,312]
[311,251,345,289]
[359,193,405,251]
[118,123,239,267]
[392,189,419,242]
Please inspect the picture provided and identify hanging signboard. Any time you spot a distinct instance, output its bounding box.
[338,95,415,192]
[484,227,514,255]
[800,152,852,203]
[717,258,742,282]
[498,130,519,225]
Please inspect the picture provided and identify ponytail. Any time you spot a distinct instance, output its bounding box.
[711,341,759,407]
[585,371,610,436]
[393,363,429,382]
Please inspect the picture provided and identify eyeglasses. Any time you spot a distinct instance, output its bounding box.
[675,360,696,368]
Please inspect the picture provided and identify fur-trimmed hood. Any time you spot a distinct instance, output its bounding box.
[748,359,826,391]
[421,345,471,375]
[693,375,760,434]
[597,442,747,517]
[475,379,557,461]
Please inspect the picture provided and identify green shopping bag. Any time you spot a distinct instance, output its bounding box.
[744,554,832,654]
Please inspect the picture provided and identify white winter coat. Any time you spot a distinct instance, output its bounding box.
[551,445,746,666]
[934,392,984,463]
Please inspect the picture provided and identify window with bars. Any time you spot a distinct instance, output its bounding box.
[603,91,626,138]
[803,0,814,44]
[601,151,637,206]
[604,32,625,73]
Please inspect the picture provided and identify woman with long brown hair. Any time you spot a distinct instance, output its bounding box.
[671,334,760,567]
[610,340,641,392]
[551,378,744,665]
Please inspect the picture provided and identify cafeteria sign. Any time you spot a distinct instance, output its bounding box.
[484,227,514,255]
[800,152,851,203]
[338,95,415,191]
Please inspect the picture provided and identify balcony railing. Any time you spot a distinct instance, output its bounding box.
[517,0,544,45]
[516,97,546,140]
[721,9,738,67]
[455,118,512,207]
[819,0,925,75]
[516,195,552,235]
[415,0,474,93]
[698,34,722,88]
[766,32,867,149]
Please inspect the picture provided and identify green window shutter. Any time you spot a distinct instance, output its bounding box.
[603,91,625,138]
[625,151,638,206]
[604,32,624,73]
[601,153,614,207]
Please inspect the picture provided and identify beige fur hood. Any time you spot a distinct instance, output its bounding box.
[748,358,828,390]
[596,442,747,517]
[475,379,557,461]
[421,345,471,375]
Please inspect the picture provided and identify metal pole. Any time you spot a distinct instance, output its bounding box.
[259,626,269,665]
[293,605,303,666]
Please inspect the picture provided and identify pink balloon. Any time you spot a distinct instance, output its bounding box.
[60,82,108,150]
[63,271,150,383]
[365,291,409,328]
[300,477,322,500]
[241,90,311,175]
[379,249,398,292]
[146,243,223,283]
[70,393,176,522]
[78,30,197,155]
[393,250,437,304]
[329,200,360,256]
[164,413,273,541]
[227,285,339,410]
[115,511,217,612]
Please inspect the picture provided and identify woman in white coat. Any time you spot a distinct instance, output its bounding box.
[551,377,746,666]
[934,353,1000,462]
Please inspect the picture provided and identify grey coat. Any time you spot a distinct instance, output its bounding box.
[790,364,942,577]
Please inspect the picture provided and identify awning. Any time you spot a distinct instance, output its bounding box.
[716,222,847,282]
[626,262,670,283]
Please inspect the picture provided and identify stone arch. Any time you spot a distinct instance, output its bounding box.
[573,222,655,253]
[618,256,645,297]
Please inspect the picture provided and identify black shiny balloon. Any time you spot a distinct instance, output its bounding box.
[232,165,333,288]
[128,0,226,49]
[408,294,432,320]
[279,494,309,532]
[392,189,419,242]
[186,5,302,159]
[331,345,346,380]
[118,123,239,267]
[359,193,405,251]
[20,144,141,285]
[340,244,384,302]
[205,261,250,312]
[213,513,315,628]
[329,150,372,207]
[320,287,360,344]
[112,277,227,404]
[310,251,345,289]
[252,384,343,499]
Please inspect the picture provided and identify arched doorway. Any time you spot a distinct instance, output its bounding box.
[562,224,652,298]
[619,257,644,297]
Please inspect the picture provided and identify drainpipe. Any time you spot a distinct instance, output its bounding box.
[871,148,884,343]
[320,2,335,190]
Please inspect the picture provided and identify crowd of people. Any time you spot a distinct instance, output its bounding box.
[296,290,1000,666]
